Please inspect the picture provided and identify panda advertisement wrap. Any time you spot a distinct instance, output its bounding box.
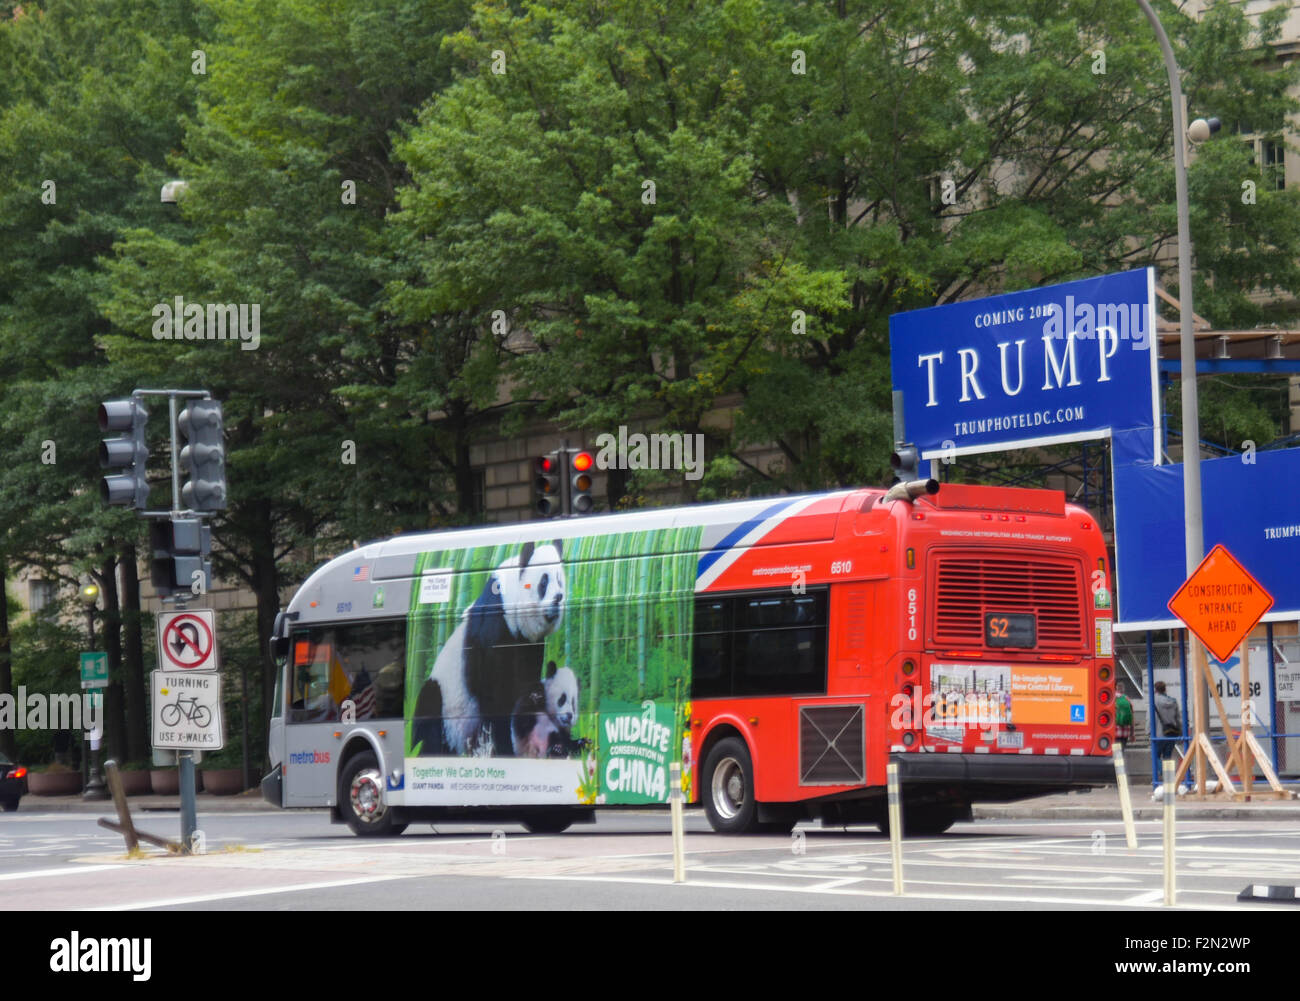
[400,530,699,808]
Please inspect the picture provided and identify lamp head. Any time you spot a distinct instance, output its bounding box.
[1187,117,1221,144]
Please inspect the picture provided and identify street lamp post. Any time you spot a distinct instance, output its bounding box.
[1135,0,1220,794]
[78,581,108,800]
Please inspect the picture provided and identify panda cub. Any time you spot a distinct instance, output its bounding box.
[511,661,585,758]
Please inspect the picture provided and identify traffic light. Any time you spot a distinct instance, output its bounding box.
[569,449,594,515]
[98,399,150,509]
[178,399,226,511]
[533,451,562,518]
[150,517,212,596]
[890,445,921,483]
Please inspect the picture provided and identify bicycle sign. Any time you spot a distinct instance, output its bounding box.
[152,670,224,750]
[157,609,219,671]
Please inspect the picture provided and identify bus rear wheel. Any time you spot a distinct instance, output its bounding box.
[339,751,407,837]
[703,737,760,834]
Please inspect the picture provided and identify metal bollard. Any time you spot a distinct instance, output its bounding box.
[887,761,904,895]
[1112,743,1138,850]
[1162,758,1176,907]
[669,762,685,883]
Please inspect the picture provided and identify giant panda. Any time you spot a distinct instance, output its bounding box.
[511,661,585,758]
[411,540,566,756]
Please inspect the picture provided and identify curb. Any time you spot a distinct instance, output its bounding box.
[972,804,1300,822]
[13,794,282,814]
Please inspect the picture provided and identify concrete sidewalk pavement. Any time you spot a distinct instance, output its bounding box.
[972,785,1300,822]
[13,784,1300,821]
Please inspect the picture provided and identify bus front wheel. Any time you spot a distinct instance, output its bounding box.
[338,751,407,837]
[703,737,760,834]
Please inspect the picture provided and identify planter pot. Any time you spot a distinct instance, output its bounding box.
[116,770,152,796]
[200,768,245,796]
[27,771,83,796]
[151,769,206,795]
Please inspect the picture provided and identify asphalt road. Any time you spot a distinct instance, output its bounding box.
[3,808,1299,912]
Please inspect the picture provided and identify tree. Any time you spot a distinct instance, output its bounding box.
[0,0,210,760]
[393,0,1300,498]
[97,0,473,718]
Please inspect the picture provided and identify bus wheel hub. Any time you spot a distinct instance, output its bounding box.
[350,770,385,821]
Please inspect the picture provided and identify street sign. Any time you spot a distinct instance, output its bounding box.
[151,670,224,751]
[80,651,109,689]
[156,608,218,672]
[1167,544,1275,663]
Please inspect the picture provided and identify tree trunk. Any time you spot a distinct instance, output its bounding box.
[605,464,628,511]
[119,544,148,761]
[0,557,14,760]
[252,499,280,768]
[101,556,127,763]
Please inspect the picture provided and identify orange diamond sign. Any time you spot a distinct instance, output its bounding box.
[1167,544,1274,663]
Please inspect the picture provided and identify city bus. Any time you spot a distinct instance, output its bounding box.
[262,478,1117,836]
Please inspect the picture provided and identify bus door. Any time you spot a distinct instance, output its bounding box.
[283,633,346,807]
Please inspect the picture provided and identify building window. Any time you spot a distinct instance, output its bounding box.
[28,579,56,616]
[1240,128,1286,191]
[471,469,486,517]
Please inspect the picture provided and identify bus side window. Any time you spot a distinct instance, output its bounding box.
[322,620,407,721]
[691,598,731,698]
[733,590,828,696]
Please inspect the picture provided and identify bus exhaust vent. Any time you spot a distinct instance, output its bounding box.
[799,704,865,785]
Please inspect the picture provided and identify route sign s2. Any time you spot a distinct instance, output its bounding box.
[156,608,219,672]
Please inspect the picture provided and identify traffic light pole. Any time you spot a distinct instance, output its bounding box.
[560,438,571,517]
[99,387,224,854]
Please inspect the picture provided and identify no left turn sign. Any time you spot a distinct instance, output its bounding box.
[157,608,219,672]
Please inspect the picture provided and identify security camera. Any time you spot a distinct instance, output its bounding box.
[160,180,190,204]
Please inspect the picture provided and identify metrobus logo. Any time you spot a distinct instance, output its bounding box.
[288,750,330,765]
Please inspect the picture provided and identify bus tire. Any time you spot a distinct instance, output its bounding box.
[520,810,573,834]
[703,737,760,834]
[338,751,407,837]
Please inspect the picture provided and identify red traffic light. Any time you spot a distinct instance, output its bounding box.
[572,451,593,472]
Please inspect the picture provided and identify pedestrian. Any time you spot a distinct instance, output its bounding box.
[1114,680,1134,746]
[1153,680,1181,760]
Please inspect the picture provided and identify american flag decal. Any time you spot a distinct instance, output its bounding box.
[352,565,370,582]
[349,671,377,721]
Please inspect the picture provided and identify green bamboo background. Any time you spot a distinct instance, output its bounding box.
[403,526,703,756]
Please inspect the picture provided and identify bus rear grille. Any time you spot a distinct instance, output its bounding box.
[799,704,865,785]
[933,557,1084,650]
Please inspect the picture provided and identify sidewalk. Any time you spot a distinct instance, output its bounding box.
[972,784,1300,822]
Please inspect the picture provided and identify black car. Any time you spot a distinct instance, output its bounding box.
[0,752,27,812]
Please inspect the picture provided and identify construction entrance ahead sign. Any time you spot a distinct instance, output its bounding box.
[1167,544,1274,663]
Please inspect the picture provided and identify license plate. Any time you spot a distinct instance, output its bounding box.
[997,730,1024,749]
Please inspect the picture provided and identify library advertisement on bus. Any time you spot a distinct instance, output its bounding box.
[398,530,700,807]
